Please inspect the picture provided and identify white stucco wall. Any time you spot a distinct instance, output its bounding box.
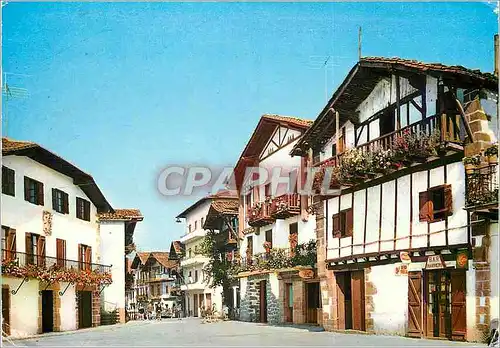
[2,277,40,337]
[368,264,408,335]
[99,221,126,311]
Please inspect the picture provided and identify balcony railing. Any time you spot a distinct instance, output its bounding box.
[270,193,300,219]
[465,163,499,209]
[1,250,111,274]
[247,201,274,227]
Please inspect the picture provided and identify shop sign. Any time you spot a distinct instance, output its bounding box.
[425,255,446,270]
[456,250,469,270]
[395,264,408,276]
[298,269,314,279]
[399,251,411,264]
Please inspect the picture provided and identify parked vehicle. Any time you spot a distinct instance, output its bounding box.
[489,318,499,347]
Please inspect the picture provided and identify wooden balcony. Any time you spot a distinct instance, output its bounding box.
[312,114,464,192]
[465,163,498,213]
[247,201,274,227]
[270,193,301,219]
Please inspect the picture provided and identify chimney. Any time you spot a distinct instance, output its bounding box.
[495,34,498,76]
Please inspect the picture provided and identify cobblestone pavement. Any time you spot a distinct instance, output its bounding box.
[4,318,484,347]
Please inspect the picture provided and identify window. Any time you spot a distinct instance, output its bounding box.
[194,270,198,283]
[379,109,396,137]
[1,226,16,261]
[188,248,192,258]
[265,183,272,198]
[332,144,337,158]
[195,220,198,230]
[265,230,273,249]
[201,217,204,229]
[24,176,44,205]
[245,192,252,209]
[25,232,45,266]
[52,188,69,214]
[337,127,346,153]
[289,222,298,250]
[332,208,353,238]
[2,166,15,196]
[78,244,92,270]
[419,185,453,223]
[76,197,91,221]
[56,238,66,268]
[247,236,253,256]
[188,224,192,233]
[313,149,321,165]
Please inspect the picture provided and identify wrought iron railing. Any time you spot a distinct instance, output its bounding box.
[1,250,112,274]
[465,163,499,208]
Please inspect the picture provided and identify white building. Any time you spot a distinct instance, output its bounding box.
[291,57,498,342]
[233,114,319,325]
[175,192,236,317]
[1,137,141,337]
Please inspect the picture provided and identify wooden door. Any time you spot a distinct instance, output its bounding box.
[193,294,198,317]
[41,290,54,333]
[351,270,365,331]
[451,270,466,341]
[78,291,92,329]
[408,272,423,338]
[335,272,347,330]
[259,280,267,323]
[284,283,293,323]
[438,271,451,338]
[2,287,10,336]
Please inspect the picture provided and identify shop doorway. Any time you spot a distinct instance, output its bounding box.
[78,291,92,329]
[193,294,199,317]
[335,270,365,331]
[408,269,466,341]
[41,290,54,333]
[2,287,10,336]
[259,280,267,323]
[284,283,293,323]
[306,282,320,324]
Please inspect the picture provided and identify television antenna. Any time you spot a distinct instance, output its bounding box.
[2,72,30,136]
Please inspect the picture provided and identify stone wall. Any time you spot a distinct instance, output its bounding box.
[238,273,283,325]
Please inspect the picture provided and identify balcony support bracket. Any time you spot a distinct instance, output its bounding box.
[11,277,29,295]
[38,281,53,295]
[98,284,109,295]
[59,282,75,296]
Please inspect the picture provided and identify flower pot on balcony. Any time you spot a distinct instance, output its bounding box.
[465,164,475,174]
[488,155,498,165]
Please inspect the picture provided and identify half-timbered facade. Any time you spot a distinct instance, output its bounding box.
[291,57,498,341]
[233,115,320,325]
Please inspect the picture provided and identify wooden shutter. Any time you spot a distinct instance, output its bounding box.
[7,229,16,261]
[56,239,66,268]
[84,200,90,221]
[63,192,69,214]
[52,188,57,210]
[24,177,30,201]
[78,243,83,270]
[25,232,33,256]
[407,271,423,338]
[38,236,46,267]
[332,214,341,238]
[345,209,354,237]
[37,182,44,206]
[444,184,453,216]
[451,270,466,341]
[419,191,430,222]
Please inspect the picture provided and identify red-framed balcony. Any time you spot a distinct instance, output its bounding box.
[247,201,274,227]
[270,193,301,219]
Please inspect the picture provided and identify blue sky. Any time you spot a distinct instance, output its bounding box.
[2,2,497,251]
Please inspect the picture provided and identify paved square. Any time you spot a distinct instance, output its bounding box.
[4,319,482,347]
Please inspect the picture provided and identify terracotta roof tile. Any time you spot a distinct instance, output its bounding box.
[150,252,177,269]
[98,209,144,221]
[136,252,150,264]
[262,114,313,128]
[2,137,38,153]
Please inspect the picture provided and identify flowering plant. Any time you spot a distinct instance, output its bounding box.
[263,241,272,250]
[1,259,112,286]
